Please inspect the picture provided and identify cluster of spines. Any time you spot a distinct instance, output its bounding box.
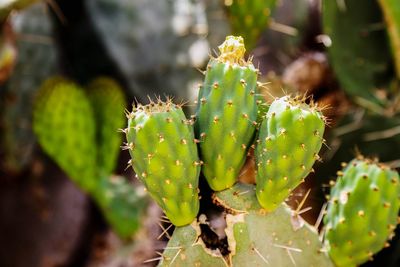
[255,95,326,211]
[324,156,400,267]
[195,36,259,191]
[125,98,200,226]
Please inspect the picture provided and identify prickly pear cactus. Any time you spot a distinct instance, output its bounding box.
[225,0,277,50]
[157,222,227,267]
[34,77,143,238]
[378,0,400,79]
[255,95,325,211]
[33,77,98,192]
[323,0,392,105]
[93,175,147,239]
[158,183,334,266]
[87,77,126,176]
[324,158,400,267]
[195,35,258,191]
[125,99,200,226]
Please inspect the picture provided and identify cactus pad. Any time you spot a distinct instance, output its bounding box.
[87,77,126,176]
[323,0,392,105]
[255,96,325,211]
[93,175,147,239]
[195,36,258,191]
[225,0,277,50]
[33,77,98,192]
[126,99,200,226]
[324,158,400,267]
[159,183,333,266]
[158,222,226,267]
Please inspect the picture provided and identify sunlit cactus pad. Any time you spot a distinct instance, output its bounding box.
[195,36,258,191]
[125,98,200,226]
[256,95,326,211]
[324,157,400,267]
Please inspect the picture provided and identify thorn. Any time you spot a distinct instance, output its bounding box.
[314,202,327,229]
[252,246,269,264]
[143,257,163,264]
[170,249,182,265]
[213,116,219,123]
[157,223,173,240]
[157,222,171,239]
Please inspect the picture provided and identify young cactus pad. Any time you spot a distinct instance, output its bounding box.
[33,77,97,192]
[324,158,400,267]
[87,77,127,176]
[255,96,325,211]
[125,99,200,226]
[195,35,258,191]
[225,0,277,50]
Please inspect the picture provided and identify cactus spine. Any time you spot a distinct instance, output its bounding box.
[324,158,400,267]
[125,99,200,226]
[255,95,325,211]
[195,35,258,191]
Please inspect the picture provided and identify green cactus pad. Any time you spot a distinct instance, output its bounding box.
[255,96,325,211]
[324,158,400,267]
[158,222,226,267]
[159,183,333,266]
[195,36,258,191]
[33,77,98,192]
[223,185,333,267]
[225,0,277,50]
[87,77,126,176]
[126,99,200,226]
[93,175,147,239]
[323,0,392,105]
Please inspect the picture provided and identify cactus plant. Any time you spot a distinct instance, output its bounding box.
[323,0,393,106]
[125,99,200,226]
[87,77,126,176]
[225,0,277,50]
[255,95,326,211]
[324,157,400,267]
[158,183,334,266]
[33,76,145,238]
[122,35,400,266]
[33,77,98,191]
[195,35,258,191]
